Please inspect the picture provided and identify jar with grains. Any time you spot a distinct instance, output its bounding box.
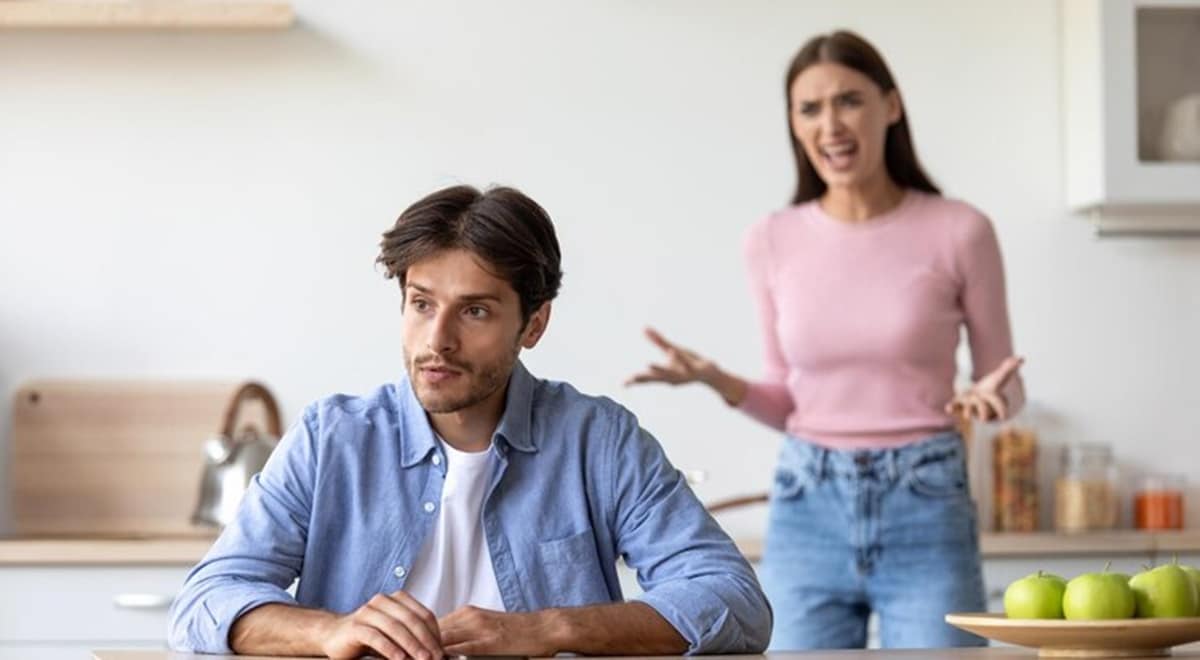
[992,425,1039,532]
[1055,442,1119,532]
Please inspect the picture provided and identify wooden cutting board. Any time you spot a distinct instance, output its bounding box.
[8,380,277,538]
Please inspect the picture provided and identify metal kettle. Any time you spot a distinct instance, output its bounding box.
[191,381,282,528]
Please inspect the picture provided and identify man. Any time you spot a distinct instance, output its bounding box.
[168,185,772,658]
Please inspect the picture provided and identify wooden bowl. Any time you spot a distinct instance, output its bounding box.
[946,613,1200,657]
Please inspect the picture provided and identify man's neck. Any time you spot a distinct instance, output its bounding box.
[427,383,509,452]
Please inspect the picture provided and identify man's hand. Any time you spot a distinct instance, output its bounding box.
[320,592,444,660]
[439,602,687,656]
[439,606,562,657]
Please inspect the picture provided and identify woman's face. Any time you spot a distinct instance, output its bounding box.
[789,61,901,191]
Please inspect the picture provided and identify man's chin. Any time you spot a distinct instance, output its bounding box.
[413,387,473,414]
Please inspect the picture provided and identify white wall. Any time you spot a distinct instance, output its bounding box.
[2,1,1199,538]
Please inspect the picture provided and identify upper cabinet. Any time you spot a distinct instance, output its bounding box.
[1061,0,1200,233]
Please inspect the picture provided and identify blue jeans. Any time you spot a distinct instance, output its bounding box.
[759,432,987,650]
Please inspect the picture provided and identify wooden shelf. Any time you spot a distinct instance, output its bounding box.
[0,535,218,565]
[0,1,294,30]
[733,530,1200,563]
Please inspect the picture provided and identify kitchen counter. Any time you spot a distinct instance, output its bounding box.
[89,649,1200,660]
[6,529,1200,566]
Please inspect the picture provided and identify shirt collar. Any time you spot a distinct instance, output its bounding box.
[396,359,538,467]
[494,359,537,454]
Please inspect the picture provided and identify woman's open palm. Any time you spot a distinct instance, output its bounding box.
[626,327,716,386]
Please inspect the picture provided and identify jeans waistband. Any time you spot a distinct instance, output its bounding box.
[782,431,964,482]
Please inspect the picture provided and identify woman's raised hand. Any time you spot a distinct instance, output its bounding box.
[945,356,1025,422]
[625,327,718,386]
[627,327,750,406]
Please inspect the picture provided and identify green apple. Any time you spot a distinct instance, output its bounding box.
[1130,563,1200,618]
[1004,571,1067,618]
[1063,569,1136,620]
[1181,565,1200,596]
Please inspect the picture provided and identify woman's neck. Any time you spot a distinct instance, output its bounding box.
[820,176,906,223]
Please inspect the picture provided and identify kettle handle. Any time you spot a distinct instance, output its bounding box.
[220,381,283,439]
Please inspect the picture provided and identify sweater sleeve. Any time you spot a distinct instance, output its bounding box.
[957,210,1026,417]
[736,216,795,431]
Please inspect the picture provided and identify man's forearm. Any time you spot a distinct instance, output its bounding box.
[229,603,336,656]
[547,601,688,655]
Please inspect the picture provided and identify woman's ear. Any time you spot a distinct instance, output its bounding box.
[520,302,551,349]
[886,89,903,126]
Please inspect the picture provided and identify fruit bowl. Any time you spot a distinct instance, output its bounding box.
[945,613,1200,657]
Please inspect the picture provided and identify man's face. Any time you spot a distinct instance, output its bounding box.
[402,248,547,414]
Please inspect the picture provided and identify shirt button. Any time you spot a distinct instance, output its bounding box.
[431,454,442,466]
[393,565,406,578]
[423,501,436,513]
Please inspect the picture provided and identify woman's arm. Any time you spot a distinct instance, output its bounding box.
[957,211,1026,419]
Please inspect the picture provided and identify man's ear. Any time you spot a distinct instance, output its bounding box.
[520,302,551,349]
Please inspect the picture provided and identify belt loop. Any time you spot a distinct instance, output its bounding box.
[818,447,830,479]
[888,448,900,482]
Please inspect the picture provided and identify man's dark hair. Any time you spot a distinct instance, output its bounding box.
[377,185,563,321]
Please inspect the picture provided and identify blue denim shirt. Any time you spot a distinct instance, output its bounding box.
[168,362,771,654]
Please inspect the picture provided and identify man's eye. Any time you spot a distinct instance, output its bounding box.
[411,299,430,312]
[465,306,488,319]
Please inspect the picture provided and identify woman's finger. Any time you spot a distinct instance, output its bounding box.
[973,396,991,422]
[945,394,966,417]
[985,356,1025,389]
[644,327,679,354]
[980,391,1008,421]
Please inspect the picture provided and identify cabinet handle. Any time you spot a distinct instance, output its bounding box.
[113,593,175,610]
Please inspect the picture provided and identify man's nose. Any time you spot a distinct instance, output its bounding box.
[428,311,458,354]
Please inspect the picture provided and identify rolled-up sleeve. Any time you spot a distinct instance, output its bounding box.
[607,410,773,654]
[167,406,319,653]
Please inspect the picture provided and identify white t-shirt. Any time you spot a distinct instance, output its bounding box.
[403,438,506,617]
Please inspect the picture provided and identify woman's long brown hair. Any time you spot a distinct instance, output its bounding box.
[785,31,940,205]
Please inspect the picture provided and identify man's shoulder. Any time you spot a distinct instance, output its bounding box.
[530,376,632,425]
[527,376,651,454]
[303,382,403,428]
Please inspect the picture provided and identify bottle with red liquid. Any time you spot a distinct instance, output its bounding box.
[1134,474,1185,530]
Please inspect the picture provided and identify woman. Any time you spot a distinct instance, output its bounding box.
[628,31,1024,650]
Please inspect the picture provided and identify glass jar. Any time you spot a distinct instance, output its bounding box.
[1134,474,1185,530]
[992,425,1039,532]
[1054,443,1119,533]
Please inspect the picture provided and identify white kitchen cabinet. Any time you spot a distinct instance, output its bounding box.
[1061,0,1200,234]
[0,565,190,659]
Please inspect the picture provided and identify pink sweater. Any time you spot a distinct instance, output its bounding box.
[739,190,1024,449]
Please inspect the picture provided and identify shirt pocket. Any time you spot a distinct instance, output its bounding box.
[534,530,610,606]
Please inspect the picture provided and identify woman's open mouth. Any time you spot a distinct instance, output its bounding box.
[819,140,859,172]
